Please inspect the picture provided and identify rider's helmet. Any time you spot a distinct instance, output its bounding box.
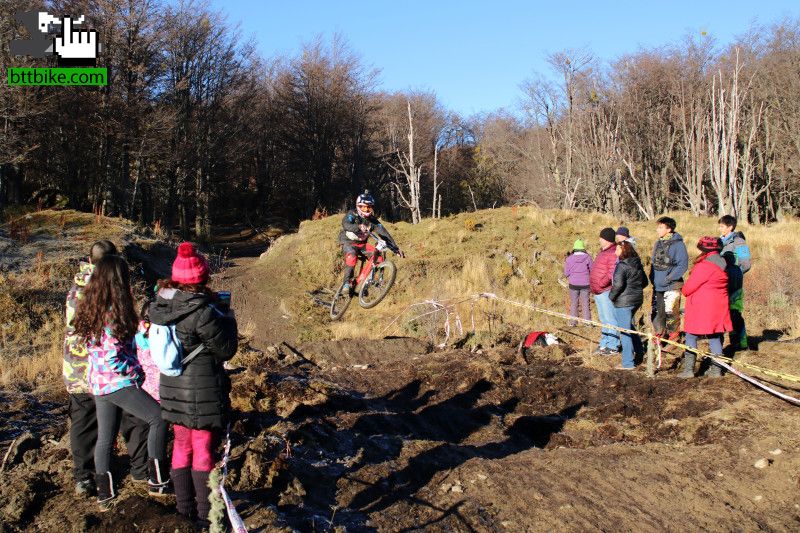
[356,190,375,217]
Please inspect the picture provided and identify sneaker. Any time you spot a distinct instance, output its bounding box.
[614,365,635,371]
[75,479,95,496]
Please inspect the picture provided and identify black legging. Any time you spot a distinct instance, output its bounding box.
[94,386,166,474]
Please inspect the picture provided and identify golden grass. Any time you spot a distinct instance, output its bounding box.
[0,209,134,390]
[249,207,800,346]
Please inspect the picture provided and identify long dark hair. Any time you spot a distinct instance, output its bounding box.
[617,240,639,260]
[73,255,138,342]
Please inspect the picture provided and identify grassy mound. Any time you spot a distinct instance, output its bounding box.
[250,206,800,346]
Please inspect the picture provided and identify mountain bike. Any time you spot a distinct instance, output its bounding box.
[330,233,401,320]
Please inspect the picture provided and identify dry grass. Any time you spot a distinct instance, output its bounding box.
[250,207,800,347]
[0,209,134,391]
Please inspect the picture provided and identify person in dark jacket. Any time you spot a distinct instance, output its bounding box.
[563,239,593,326]
[148,243,238,527]
[680,237,733,378]
[339,190,403,291]
[609,241,648,369]
[589,228,621,355]
[719,215,751,351]
[649,216,689,340]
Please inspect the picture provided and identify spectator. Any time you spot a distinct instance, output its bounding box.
[589,228,621,355]
[680,237,732,378]
[649,216,688,340]
[563,239,593,327]
[149,243,238,528]
[609,241,648,369]
[719,215,751,351]
[135,302,160,402]
[63,240,149,496]
[615,226,637,248]
[73,255,169,511]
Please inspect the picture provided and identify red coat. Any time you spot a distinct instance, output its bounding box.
[681,253,732,335]
[589,246,617,294]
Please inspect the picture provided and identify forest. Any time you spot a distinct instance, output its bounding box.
[2,0,800,236]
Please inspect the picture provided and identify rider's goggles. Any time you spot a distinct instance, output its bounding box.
[357,204,374,213]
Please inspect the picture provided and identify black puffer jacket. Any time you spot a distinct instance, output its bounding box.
[609,256,648,308]
[149,288,238,429]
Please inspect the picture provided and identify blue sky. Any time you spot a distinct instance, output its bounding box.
[210,0,799,117]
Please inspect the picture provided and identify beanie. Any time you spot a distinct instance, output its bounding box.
[172,242,210,285]
[616,226,630,238]
[573,239,586,251]
[697,236,722,252]
[599,227,616,243]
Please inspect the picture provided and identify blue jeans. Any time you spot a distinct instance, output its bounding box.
[594,291,620,351]
[684,333,723,355]
[612,305,644,368]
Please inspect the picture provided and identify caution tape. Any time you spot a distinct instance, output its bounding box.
[219,424,248,533]
[400,292,800,406]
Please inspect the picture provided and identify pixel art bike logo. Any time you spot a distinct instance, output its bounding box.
[10,11,102,67]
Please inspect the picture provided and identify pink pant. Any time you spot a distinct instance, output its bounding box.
[171,425,217,472]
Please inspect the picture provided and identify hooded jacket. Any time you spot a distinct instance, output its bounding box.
[649,232,689,292]
[563,251,593,288]
[609,256,649,308]
[63,262,93,394]
[682,252,733,335]
[148,288,238,429]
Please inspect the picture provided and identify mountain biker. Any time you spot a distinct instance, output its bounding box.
[339,190,403,292]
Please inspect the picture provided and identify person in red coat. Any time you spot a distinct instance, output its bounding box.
[679,236,733,378]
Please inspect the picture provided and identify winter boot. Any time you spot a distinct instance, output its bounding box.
[679,352,696,378]
[172,467,195,519]
[95,472,116,511]
[704,360,723,378]
[191,469,212,528]
[148,458,171,496]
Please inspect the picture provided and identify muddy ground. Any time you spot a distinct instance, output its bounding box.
[2,333,800,532]
[2,250,800,532]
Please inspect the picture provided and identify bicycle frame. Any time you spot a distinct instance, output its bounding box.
[354,243,385,286]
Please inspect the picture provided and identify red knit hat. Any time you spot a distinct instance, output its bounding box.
[697,236,722,252]
[172,242,209,285]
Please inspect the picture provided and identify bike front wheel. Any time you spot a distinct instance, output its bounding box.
[330,283,353,320]
[358,260,397,309]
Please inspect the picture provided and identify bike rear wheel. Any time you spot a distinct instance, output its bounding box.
[330,283,353,320]
[358,260,396,309]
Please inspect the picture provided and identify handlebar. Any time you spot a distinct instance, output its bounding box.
[369,232,402,257]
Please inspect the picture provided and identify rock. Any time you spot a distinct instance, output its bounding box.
[770,448,782,456]
[451,484,463,494]
[754,458,771,469]
[662,419,680,427]
[753,495,763,502]
[477,474,488,481]
[439,483,452,493]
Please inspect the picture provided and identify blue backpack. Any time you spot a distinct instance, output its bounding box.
[148,323,204,377]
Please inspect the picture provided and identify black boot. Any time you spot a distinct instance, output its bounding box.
[95,472,116,511]
[148,458,171,496]
[191,470,212,528]
[679,352,696,378]
[172,467,195,519]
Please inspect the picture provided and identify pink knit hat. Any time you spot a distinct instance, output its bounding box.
[172,242,209,285]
